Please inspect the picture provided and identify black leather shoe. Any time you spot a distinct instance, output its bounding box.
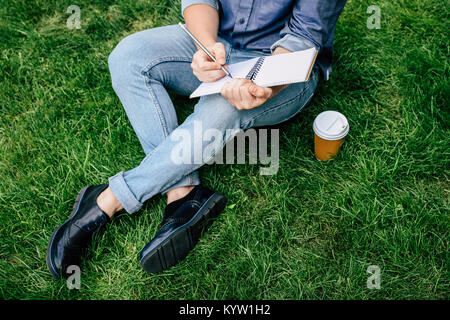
[46,184,110,279]
[139,186,227,273]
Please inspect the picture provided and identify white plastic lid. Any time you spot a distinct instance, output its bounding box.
[313,111,349,140]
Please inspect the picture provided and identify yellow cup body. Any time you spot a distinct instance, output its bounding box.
[314,134,344,161]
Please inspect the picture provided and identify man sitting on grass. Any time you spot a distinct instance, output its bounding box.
[47,0,346,278]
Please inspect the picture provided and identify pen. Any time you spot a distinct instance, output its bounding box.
[178,22,233,79]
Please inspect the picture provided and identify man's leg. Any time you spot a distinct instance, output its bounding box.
[46,24,232,278]
[107,67,319,214]
[113,63,319,272]
[107,24,202,195]
[98,24,232,215]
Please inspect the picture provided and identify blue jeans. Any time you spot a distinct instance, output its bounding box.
[108,24,319,214]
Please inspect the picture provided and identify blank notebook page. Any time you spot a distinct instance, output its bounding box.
[190,48,317,98]
[253,47,317,87]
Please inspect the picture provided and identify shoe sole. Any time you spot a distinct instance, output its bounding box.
[139,192,227,273]
[46,187,88,279]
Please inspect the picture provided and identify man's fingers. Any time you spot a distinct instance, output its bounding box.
[204,69,226,82]
[211,42,226,65]
[249,83,272,98]
[220,79,243,106]
[193,50,222,70]
[221,78,273,110]
[191,42,229,82]
[199,60,222,71]
[248,83,263,97]
[230,79,244,103]
[221,81,232,97]
[240,82,254,99]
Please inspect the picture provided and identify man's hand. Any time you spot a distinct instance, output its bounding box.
[221,78,273,110]
[221,46,292,110]
[191,42,228,82]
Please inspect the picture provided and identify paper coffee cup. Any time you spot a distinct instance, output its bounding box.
[313,111,349,161]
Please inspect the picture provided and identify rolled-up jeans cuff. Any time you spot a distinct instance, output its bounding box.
[161,171,201,195]
[109,171,142,214]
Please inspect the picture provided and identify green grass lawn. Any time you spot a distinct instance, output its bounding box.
[0,0,448,299]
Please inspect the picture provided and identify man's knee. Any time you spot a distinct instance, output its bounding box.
[109,35,138,89]
[108,30,161,89]
[194,94,244,130]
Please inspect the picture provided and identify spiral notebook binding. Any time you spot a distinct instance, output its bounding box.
[245,57,265,81]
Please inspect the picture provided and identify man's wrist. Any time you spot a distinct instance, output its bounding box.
[203,39,218,48]
[272,46,292,55]
[270,34,317,54]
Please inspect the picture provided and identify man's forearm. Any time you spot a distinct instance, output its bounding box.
[184,4,219,48]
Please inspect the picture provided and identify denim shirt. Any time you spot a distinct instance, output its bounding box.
[181,0,346,80]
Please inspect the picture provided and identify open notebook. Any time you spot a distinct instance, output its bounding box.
[190,47,318,98]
